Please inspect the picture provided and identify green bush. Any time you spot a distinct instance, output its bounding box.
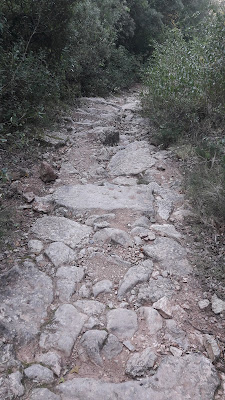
[142,11,225,143]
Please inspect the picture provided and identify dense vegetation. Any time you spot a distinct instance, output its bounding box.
[142,4,225,228]
[0,0,211,140]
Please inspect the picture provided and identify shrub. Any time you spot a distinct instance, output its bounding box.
[142,11,225,144]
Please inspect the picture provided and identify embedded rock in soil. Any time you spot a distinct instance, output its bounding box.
[151,224,182,240]
[74,300,105,316]
[35,351,61,376]
[211,294,225,314]
[24,364,54,384]
[138,307,163,335]
[30,388,61,400]
[164,319,188,350]
[93,280,112,298]
[0,265,53,343]
[102,334,123,360]
[108,141,156,176]
[56,266,85,302]
[204,335,221,362]
[117,260,153,300]
[57,354,219,400]
[0,371,24,399]
[31,216,92,249]
[39,304,87,356]
[107,309,138,340]
[0,343,20,372]
[143,237,192,276]
[138,276,176,304]
[81,330,108,366]
[125,347,157,378]
[53,184,154,212]
[93,228,133,247]
[131,216,150,228]
[28,239,44,254]
[45,242,77,267]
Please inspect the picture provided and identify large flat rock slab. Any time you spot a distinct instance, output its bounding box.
[57,354,219,400]
[0,264,53,343]
[108,141,156,176]
[143,237,192,276]
[53,184,154,212]
[31,216,92,249]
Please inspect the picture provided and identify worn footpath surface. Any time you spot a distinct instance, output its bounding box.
[0,88,225,399]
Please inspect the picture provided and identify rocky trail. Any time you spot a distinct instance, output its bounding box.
[0,88,224,399]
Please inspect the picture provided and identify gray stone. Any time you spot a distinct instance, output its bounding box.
[198,299,210,310]
[123,340,135,352]
[24,364,54,383]
[30,388,61,400]
[151,224,182,240]
[118,260,153,300]
[131,216,150,228]
[74,300,105,316]
[53,184,154,212]
[125,348,157,377]
[0,343,20,372]
[153,296,173,319]
[204,335,221,362]
[56,354,219,400]
[93,280,113,297]
[130,227,150,238]
[94,221,110,230]
[79,284,92,299]
[56,266,84,302]
[102,334,123,360]
[35,351,61,376]
[112,177,137,186]
[143,237,192,276]
[164,319,188,350]
[84,316,100,330]
[31,216,92,249]
[211,294,225,314]
[39,304,87,356]
[93,228,133,247]
[28,239,44,254]
[81,330,107,366]
[45,242,76,267]
[8,372,24,398]
[107,309,138,340]
[0,265,53,343]
[42,131,69,147]
[138,276,176,303]
[108,141,156,176]
[170,346,183,357]
[138,307,163,335]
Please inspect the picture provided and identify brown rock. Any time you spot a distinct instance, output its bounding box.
[40,162,58,183]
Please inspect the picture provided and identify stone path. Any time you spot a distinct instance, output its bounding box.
[0,89,224,399]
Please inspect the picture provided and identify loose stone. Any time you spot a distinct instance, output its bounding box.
[102,334,123,360]
[125,347,157,378]
[24,364,54,383]
[45,242,76,267]
[93,280,113,297]
[81,330,108,366]
[204,335,221,362]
